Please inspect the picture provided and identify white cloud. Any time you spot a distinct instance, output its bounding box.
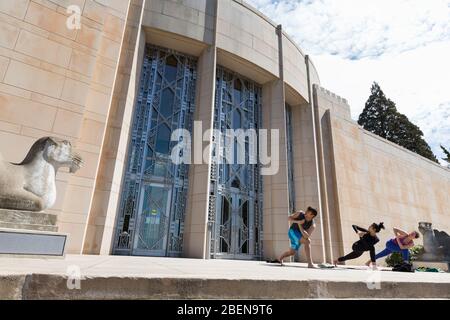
[313,42,450,164]
[312,41,450,117]
[414,102,450,165]
[246,0,450,164]
[246,0,450,59]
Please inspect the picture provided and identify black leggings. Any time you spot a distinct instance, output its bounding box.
[338,242,376,262]
[338,250,364,262]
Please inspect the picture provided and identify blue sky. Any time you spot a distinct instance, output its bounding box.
[246,0,450,165]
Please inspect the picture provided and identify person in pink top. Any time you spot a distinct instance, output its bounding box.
[366,227,419,266]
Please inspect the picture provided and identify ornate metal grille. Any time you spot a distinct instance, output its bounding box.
[113,45,197,256]
[209,66,263,259]
[285,104,296,213]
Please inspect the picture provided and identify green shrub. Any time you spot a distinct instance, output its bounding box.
[409,245,424,260]
[385,252,403,267]
[385,245,424,267]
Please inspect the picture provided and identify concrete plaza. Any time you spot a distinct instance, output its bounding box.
[0,255,449,299]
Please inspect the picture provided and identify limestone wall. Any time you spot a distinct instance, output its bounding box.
[143,0,215,46]
[0,0,131,253]
[282,36,308,102]
[216,0,279,78]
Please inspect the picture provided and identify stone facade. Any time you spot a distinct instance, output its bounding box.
[0,0,448,264]
[0,0,130,254]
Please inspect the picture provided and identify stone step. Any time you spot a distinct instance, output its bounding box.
[1,274,449,299]
[0,222,58,232]
[0,209,57,228]
[0,256,449,299]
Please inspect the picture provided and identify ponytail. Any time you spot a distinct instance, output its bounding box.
[371,222,385,233]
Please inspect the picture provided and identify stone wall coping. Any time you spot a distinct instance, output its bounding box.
[314,84,349,105]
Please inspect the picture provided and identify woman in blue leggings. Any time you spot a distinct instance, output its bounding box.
[366,227,419,266]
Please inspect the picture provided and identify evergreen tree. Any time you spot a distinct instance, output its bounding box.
[441,145,450,165]
[357,83,398,140]
[358,82,438,163]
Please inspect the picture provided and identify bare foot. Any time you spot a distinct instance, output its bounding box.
[333,259,338,267]
[308,263,316,269]
[365,260,371,267]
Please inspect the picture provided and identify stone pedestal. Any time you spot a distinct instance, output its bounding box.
[416,222,450,272]
[0,209,67,256]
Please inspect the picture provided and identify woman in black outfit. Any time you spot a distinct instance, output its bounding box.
[333,223,385,267]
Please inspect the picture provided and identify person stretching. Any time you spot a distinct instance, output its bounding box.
[366,228,419,266]
[268,207,318,268]
[334,223,385,267]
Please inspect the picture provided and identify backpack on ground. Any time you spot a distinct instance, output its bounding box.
[392,262,413,272]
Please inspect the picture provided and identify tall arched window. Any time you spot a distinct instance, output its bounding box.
[113,46,197,257]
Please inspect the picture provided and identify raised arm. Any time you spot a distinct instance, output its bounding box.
[288,212,301,222]
[393,227,408,237]
[352,225,368,233]
[352,225,368,238]
[393,228,410,249]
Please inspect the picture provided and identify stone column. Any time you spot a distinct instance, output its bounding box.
[81,0,146,255]
[261,78,290,260]
[260,25,290,260]
[305,56,327,264]
[182,45,217,259]
[312,86,334,263]
[290,103,324,262]
[182,0,219,259]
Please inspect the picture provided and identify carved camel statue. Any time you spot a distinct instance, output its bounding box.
[0,137,83,212]
[417,222,450,261]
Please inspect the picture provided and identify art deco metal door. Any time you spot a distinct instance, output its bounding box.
[216,191,255,259]
[113,45,197,257]
[209,67,263,260]
[133,183,172,256]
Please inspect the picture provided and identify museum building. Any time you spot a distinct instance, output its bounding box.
[0,0,448,265]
